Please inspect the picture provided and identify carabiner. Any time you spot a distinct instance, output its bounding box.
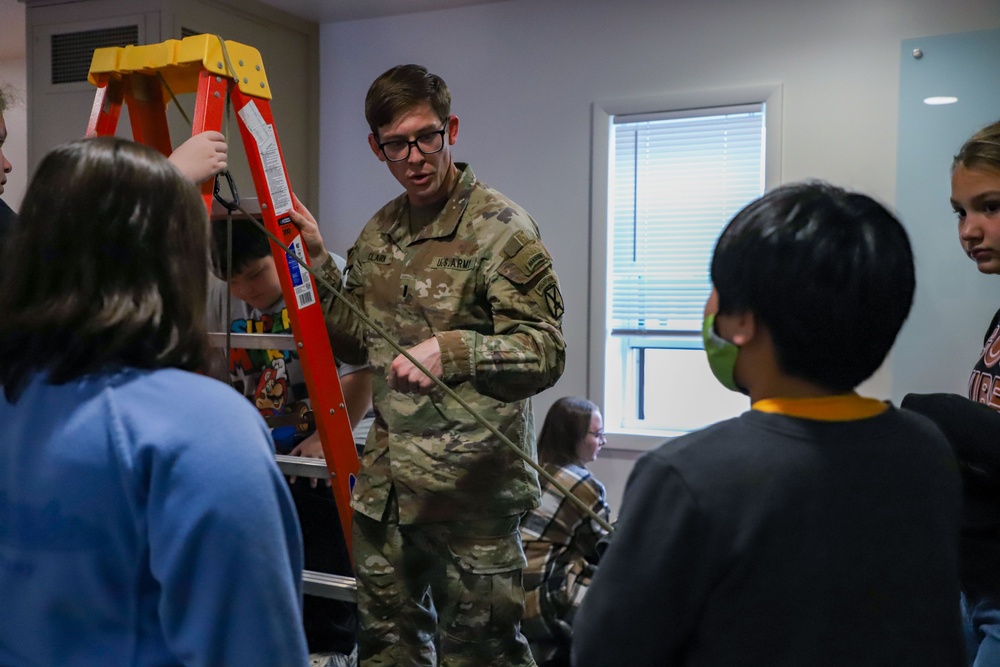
[213,170,240,212]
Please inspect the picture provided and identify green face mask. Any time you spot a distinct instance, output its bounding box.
[702,313,742,393]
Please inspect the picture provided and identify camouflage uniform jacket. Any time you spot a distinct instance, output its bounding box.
[316,163,566,525]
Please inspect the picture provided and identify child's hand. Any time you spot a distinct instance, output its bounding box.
[287,431,329,488]
[168,131,228,184]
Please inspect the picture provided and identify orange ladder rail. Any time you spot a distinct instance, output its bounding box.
[85,34,360,553]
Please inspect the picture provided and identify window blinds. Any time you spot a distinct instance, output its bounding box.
[610,105,764,333]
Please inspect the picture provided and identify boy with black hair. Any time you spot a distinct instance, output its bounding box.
[0,136,307,666]
[208,214,374,454]
[207,214,372,667]
[573,181,965,667]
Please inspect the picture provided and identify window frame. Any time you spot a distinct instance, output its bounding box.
[588,84,783,451]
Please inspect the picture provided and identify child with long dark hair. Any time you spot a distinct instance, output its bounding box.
[520,396,611,667]
[0,137,308,666]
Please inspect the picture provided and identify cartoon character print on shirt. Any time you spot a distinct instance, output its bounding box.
[255,358,302,453]
[255,361,289,416]
[226,308,294,397]
[970,320,1000,410]
[224,306,305,452]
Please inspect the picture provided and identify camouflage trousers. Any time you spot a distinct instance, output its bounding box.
[352,493,536,667]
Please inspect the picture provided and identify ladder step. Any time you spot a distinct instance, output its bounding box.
[275,454,330,479]
[207,332,296,350]
[303,570,357,602]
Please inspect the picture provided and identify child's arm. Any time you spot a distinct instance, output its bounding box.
[287,367,371,486]
[902,392,1000,481]
[573,453,707,666]
[341,367,373,429]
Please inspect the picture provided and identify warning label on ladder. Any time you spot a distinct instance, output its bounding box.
[239,102,292,216]
[285,236,317,309]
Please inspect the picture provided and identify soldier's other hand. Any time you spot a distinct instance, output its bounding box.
[388,337,442,395]
[289,193,330,267]
[168,131,228,184]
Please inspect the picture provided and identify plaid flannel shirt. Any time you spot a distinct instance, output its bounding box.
[519,462,611,658]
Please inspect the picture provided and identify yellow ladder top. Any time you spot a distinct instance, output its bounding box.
[88,34,271,99]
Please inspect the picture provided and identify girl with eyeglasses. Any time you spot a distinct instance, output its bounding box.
[519,397,611,667]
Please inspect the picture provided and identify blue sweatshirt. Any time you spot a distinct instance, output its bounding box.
[0,368,309,666]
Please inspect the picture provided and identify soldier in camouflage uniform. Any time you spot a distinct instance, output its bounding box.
[290,64,566,667]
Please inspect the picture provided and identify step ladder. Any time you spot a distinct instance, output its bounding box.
[85,35,360,600]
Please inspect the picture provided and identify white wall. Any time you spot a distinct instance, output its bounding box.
[0,0,28,211]
[0,0,26,210]
[0,57,27,210]
[315,0,1000,514]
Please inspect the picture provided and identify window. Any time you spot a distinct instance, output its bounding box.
[590,88,781,440]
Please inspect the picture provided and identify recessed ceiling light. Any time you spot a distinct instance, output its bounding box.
[923,96,958,105]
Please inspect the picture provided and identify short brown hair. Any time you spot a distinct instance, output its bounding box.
[364,64,451,136]
[0,83,17,114]
[537,397,600,467]
[0,137,210,401]
[954,119,1000,175]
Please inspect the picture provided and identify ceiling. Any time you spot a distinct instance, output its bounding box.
[0,0,515,61]
[251,0,513,24]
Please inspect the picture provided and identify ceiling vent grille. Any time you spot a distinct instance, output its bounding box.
[51,25,139,85]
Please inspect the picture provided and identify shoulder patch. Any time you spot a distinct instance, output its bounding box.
[536,274,565,320]
[502,230,531,258]
[497,234,552,286]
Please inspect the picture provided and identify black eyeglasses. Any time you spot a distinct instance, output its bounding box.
[377,126,448,163]
[588,430,606,440]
